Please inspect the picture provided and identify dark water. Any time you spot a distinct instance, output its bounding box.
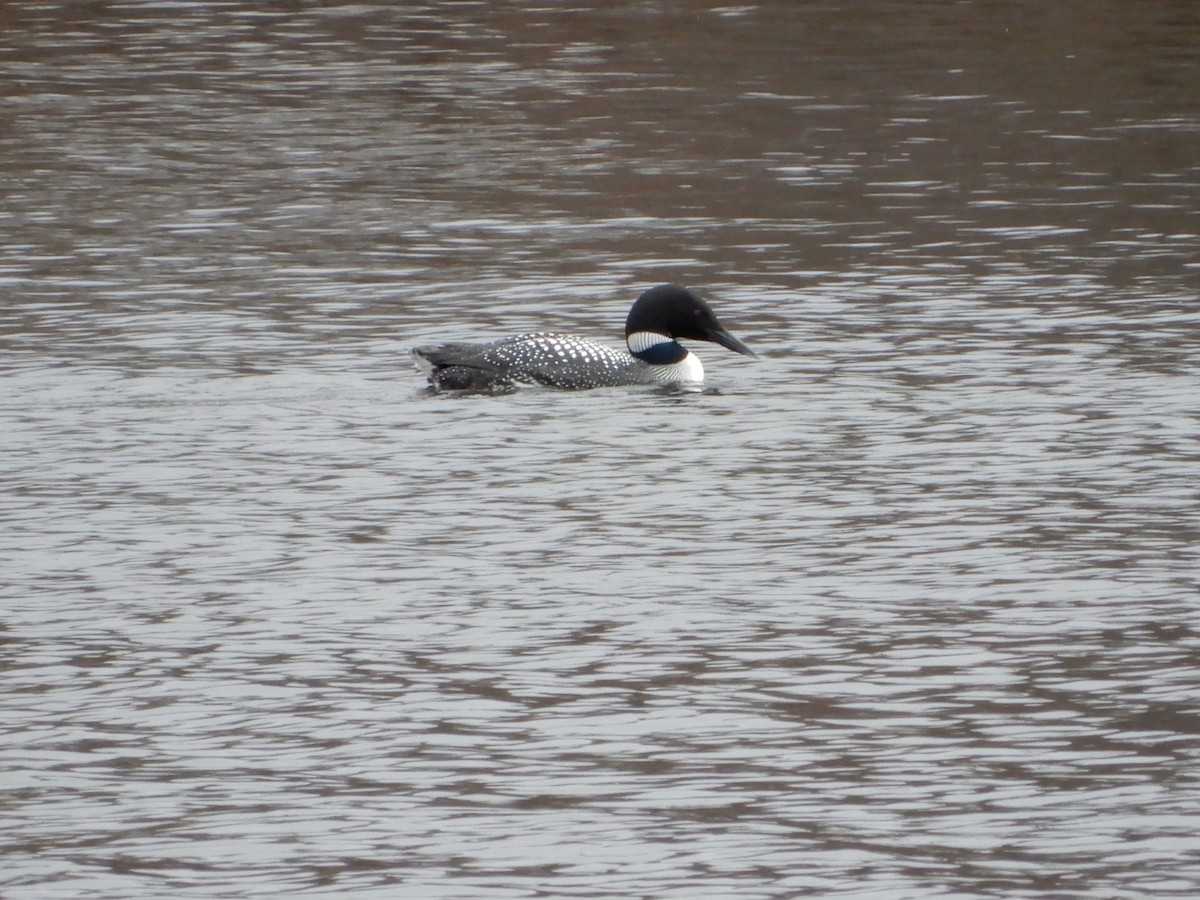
[3,2,1199,898]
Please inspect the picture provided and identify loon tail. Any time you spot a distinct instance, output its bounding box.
[412,343,511,391]
[412,342,496,372]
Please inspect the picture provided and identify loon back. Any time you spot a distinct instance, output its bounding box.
[413,284,755,392]
[412,333,656,391]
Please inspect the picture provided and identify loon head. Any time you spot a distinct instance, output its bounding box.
[624,284,757,365]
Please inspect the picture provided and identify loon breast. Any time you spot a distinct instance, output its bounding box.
[413,332,655,391]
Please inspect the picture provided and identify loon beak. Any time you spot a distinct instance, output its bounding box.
[706,327,757,358]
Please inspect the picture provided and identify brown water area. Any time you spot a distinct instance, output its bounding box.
[3,2,1199,898]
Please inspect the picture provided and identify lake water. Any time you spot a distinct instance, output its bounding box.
[3,2,1199,898]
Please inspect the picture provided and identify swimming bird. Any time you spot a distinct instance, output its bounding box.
[412,283,756,391]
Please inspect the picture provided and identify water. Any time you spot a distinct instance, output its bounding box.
[3,2,1199,898]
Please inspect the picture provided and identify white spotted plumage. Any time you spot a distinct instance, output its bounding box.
[473,332,658,389]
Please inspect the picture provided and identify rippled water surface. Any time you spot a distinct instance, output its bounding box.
[3,2,1200,898]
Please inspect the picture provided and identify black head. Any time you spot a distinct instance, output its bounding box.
[624,284,756,357]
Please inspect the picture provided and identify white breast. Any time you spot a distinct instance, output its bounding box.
[651,351,704,385]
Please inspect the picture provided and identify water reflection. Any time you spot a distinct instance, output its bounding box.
[2,1,1199,898]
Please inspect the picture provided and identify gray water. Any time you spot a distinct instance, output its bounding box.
[3,2,1200,898]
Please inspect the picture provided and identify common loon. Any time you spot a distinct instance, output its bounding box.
[412,284,756,391]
